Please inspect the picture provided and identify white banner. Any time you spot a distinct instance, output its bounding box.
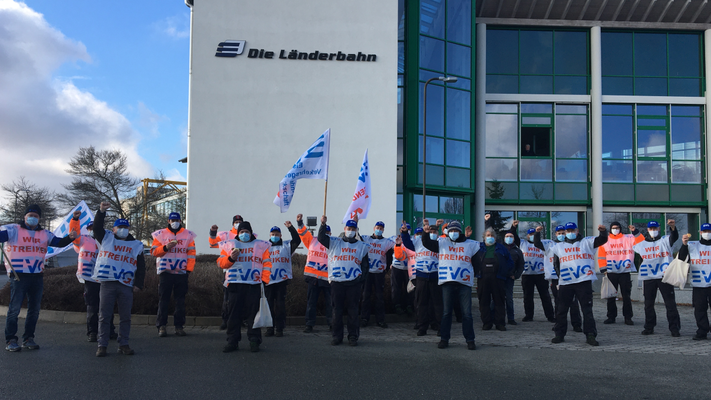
[273,129,330,213]
[343,149,371,223]
[45,201,94,259]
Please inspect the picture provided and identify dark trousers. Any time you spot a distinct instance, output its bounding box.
[441,282,475,342]
[84,281,115,336]
[4,273,43,343]
[415,277,443,331]
[265,281,288,331]
[390,268,412,310]
[98,281,133,347]
[226,283,261,345]
[521,274,555,320]
[551,279,581,328]
[221,286,229,323]
[156,273,189,328]
[305,279,332,327]
[643,279,680,332]
[692,287,711,337]
[489,278,515,321]
[477,274,506,327]
[361,272,386,323]
[331,282,362,341]
[554,281,596,338]
[606,272,633,320]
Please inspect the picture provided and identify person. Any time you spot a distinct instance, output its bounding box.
[317,215,369,346]
[296,213,332,333]
[151,212,197,337]
[217,221,271,353]
[474,227,515,331]
[536,222,608,346]
[399,222,442,336]
[499,229,524,325]
[389,223,413,316]
[3,205,77,352]
[69,213,116,343]
[420,219,482,350]
[631,220,680,337]
[263,222,300,337]
[209,214,244,330]
[93,202,146,357]
[361,221,395,328]
[547,225,582,332]
[515,226,556,323]
[680,227,711,340]
[522,144,535,157]
[598,221,638,325]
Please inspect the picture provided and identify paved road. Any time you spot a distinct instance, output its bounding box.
[2,299,711,399]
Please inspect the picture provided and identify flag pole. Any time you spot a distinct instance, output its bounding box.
[323,180,328,215]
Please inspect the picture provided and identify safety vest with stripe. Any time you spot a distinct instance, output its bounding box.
[687,242,711,288]
[219,239,271,286]
[73,235,98,284]
[394,245,418,280]
[632,236,673,281]
[362,236,395,273]
[551,237,600,286]
[411,236,439,273]
[600,233,639,273]
[2,224,53,275]
[298,226,329,280]
[209,229,238,248]
[437,238,481,287]
[93,231,144,287]
[265,241,293,285]
[326,237,369,283]
[152,228,197,274]
[519,240,553,275]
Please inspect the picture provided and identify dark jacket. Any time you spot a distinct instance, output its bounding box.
[93,210,146,290]
[271,225,301,254]
[473,242,515,281]
[679,236,711,260]
[485,220,524,280]
[317,224,369,285]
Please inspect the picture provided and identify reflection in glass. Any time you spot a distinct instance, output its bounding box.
[413,194,439,213]
[447,42,471,78]
[672,161,701,183]
[520,30,553,74]
[555,183,588,201]
[602,104,633,115]
[486,158,517,181]
[486,114,518,157]
[486,29,518,74]
[397,88,403,138]
[635,77,667,96]
[486,181,518,200]
[556,105,587,114]
[418,136,444,164]
[417,164,445,186]
[602,77,633,95]
[602,213,631,232]
[520,75,553,94]
[447,0,471,45]
[520,159,553,181]
[446,168,470,188]
[554,31,587,75]
[446,140,470,168]
[486,75,518,94]
[419,36,444,72]
[519,183,553,200]
[637,160,668,183]
[603,160,633,182]
[602,116,633,159]
[603,183,634,201]
[637,105,667,116]
[671,117,702,160]
[669,78,701,97]
[668,34,701,77]
[552,211,580,230]
[397,139,403,165]
[397,168,403,191]
[602,32,633,75]
[637,130,667,158]
[634,33,667,77]
[420,0,445,38]
[556,115,587,158]
[446,89,470,140]
[447,77,471,90]
[398,42,404,73]
[398,0,405,41]
[521,104,553,114]
[671,185,703,203]
[396,194,403,210]
[419,82,444,136]
[554,76,588,94]
[637,118,667,127]
[636,185,669,202]
[672,106,702,117]
[522,117,551,125]
[556,160,587,182]
[440,196,464,214]
[486,103,518,113]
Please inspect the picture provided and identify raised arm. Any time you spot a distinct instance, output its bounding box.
[286,222,301,253]
[510,220,520,247]
[93,202,110,244]
[317,215,330,249]
[667,219,679,246]
[678,234,690,260]
[592,225,608,248]
[208,225,220,248]
[533,226,545,251]
[419,219,440,253]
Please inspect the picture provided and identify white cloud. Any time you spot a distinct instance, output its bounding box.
[0,1,155,192]
[164,168,186,182]
[137,101,169,138]
[154,14,189,39]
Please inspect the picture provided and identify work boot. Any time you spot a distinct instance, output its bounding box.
[603,318,615,324]
[275,330,283,337]
[265,328,275,337]
[331,338,342,346]
[416,329,427,337]
[5,339,21,352]
[158,326,167,337]
[693,334,707,341]
[96,346,107,357]
[377,322,388,329]
[467,341,476,350]
[573,326,583,333]
[110,332,118,341]
[88,333,98,342]
[223,343,238,352]
[249,341,260,352]
[117,345,135,355]
[522,316,533,322]
[437,340,448,349]
[303,326,313,333]
[175,327,187,337]
[641,329,654,335]
[508,320,518,326]
[348,337,358,347]
[551,336,564,344]
[482,323,493,331]
[625,318,634,326]
[360,318,369,328]
[586,334,599,346]
[219,322,227,331]
[671,330,681,337]
[22,338,39,350]
[496,325,507,332]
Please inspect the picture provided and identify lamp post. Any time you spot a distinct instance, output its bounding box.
[422,76,458,226]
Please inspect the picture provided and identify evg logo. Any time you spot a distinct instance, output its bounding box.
[215,40,246,57]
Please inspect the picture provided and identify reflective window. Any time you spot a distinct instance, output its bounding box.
[446,42,470,77]
[446,140,469,168]
[486,159,517,181]
[634,33,667,77]
[446,89,470,140]
[418,164,445,186]
[520,75,552,94]
[447,0,471,45]
[603,160,633,182]
[637,130,667,158]
[486,114,518,157]
[486,29,518,74]
[446,167,470,188]
[419,82,444,136]
[556,160,587,182]
[420,0,445,39]
[671,116,702,160]
[486,182,518,200]
[398,0,405,41]
[418,136,444,164]
[520,30,553,75]
[672,161,702,183]
[486,103,518,113]
[521,104,553,114]
[602,32,633,76]
[554,31,587,75]
[520,159,552,181]
[669,34,701,77]
[420,37,444,72]
[556,115,587,158]
[602,116,633,159]
[520,183,553,200]
[637,160,668,183]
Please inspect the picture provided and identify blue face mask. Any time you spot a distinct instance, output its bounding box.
[448,231,459,241]
[26,217,39,227]
[115,228,128,239]
[557,234,565,241]
[566,232,577,240]
[485,237,496,245]
[528,235,535,242]
[504,237,514,245]
[239,233,251,242]
[429,233,438,240]
[374,229,383,237]
[270,236,280,243]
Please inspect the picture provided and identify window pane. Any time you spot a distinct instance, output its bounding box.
[522,116,551,125]
[672,105,702,117]
[670,184,703,203]
[604,183,635,202]
[420,36,444,72]
[557,105,587,114]
[602,116,633,159]
[520,183,553,200]
[521,104,553,114]
[637,118,667,127]
[446,167,470,188]
[556,160,587,182]
[396,194,403,210]
[637,160,668,183]
[554,31,587,75]
[420,0,445,39]
[418,136,444,164]
[486,158,518,181]
[417,164,445,186]
[602,77,633,95]
[671,117,702,160]
[636,184,669,202]
[552,211,582,229]
[397,88,404,138]
[637,105,667,116]
[672,161,702,183]
[447,42,471,78]
[398,42,404,73]
[419,82,444,136]
[602,32,632,75]
[398,0,405,41]
[520,30,553,74]
[556,183,588,201]
[397,167,403,191]
[447,0,471,45]
[486,103,518,113]
[520,75,553,94]
[603,212,631,230]
[634,33,667,77]
[486,114,518,157]
[447,77,471,90]
[446,89,470,140]
[486,30,518,74]
[635,77,667,96]
[414,194,439,213]
[446,140,470,167]
[556,114,587,158]
[486,181,518,200]
[603,104,633,115]
[669,78,701,97]
[397,138,403,164]
[554,76,588,95]
[487,75,518,93]
[637,130,667,158]
[603,160,633,182]
[669,34,701,77]
[521,159,553,181]
[440,196,464,213]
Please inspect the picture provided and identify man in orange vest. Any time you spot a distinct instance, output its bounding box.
[296,213,332,333]
[151,212,197,337]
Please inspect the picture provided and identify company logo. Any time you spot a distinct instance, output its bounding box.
[215,40,246,57]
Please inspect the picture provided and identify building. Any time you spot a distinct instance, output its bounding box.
[185,0,711,254]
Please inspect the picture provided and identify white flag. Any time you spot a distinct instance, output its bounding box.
[343,149,371,223]
[45,201,94,259]
[273,129,330,213]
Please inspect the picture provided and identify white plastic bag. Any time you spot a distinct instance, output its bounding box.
[407,280,415,293]
[252,283,273,329]
[600,275,618,299]
[662,255,690,290]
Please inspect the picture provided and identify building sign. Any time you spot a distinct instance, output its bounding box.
[215,40,376,62]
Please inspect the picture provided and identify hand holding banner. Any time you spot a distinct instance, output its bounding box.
[45,201,94,259]
[343,149,371,223]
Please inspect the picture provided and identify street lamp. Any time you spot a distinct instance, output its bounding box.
[422,76,458,226]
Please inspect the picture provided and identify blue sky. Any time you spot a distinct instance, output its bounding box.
[0,0,190,192]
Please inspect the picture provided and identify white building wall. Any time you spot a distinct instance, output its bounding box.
[187,0,398,253]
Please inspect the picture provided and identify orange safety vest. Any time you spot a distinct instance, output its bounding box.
[151,227,197,274]
[298,226,328,280]
[2,224,52,274]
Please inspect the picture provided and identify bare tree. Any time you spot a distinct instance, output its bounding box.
[0,177,58,227]
[58,146,139,219]
[124,170,187,243]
